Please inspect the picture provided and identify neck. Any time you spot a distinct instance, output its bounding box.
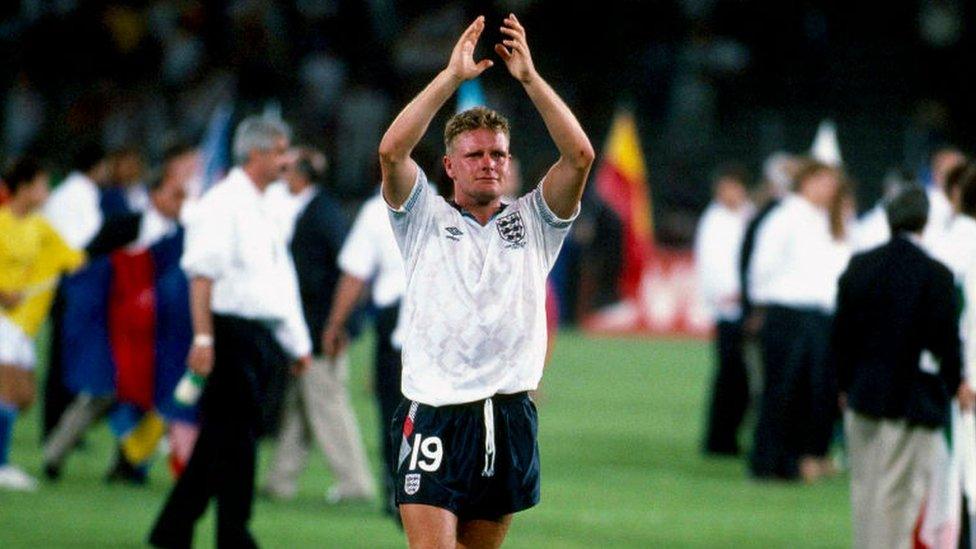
[798,191,826,209]
[242,165,270,192]
[454,195,503,225]
[7,195,33,217]
[901,231,924,245]
[289,181,311,196]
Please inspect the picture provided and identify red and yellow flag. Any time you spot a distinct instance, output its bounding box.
[595,110,654,299]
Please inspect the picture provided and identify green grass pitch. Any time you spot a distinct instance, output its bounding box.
[0,330,851,547]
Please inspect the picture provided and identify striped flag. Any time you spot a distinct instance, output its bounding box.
[61,231,195,422]
[595,109,654,300]
[197,100,234,195]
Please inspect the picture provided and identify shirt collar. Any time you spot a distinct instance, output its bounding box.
[227,167,264,203]
[902,232,924,248]
[785,193,826,217]
[448,200,509,223]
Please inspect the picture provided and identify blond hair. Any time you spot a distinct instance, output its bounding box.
[444,107,510,152]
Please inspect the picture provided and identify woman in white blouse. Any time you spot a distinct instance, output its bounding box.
[748,159,852,483]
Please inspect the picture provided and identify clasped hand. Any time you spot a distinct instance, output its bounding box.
[447,14,537,85]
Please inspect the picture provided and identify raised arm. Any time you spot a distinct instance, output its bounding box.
[496,14,595,218]
[379,16,494,208]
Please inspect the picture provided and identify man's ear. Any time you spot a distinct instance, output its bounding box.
[443,155,454,179]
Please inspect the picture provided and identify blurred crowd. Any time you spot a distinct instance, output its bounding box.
[694,145,976,546]
[5,1,976,243]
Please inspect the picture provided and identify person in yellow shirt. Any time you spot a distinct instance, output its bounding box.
[0,157,85,491]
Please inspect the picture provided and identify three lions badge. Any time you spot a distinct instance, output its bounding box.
[497,211,526,248]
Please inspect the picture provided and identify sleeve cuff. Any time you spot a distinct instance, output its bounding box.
[533,183,580,229]
[388,168,426,215]
[179,255,223,280]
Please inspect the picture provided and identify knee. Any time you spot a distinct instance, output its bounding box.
[16,385,35,411]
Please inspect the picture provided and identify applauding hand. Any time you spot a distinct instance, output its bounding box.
[447,16,494,82]
[495,14,537,84]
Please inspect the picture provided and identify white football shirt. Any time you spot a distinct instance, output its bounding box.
[389,168,576,406]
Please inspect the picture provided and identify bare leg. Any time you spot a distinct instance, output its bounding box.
[457,515,513,549]
[400,504,457,549]
[0,365,34,410]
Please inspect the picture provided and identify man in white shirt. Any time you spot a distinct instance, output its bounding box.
[694,166,753,456]
[378,14,594,548]
[748,160,851,482]
[322,189,408,517]
[149,116,311,549]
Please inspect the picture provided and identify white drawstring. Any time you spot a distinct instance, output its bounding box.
[482,398,496,477]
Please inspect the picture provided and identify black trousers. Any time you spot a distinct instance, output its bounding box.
[149,315,286,549]
[703,320,749,455]
[374,303,403,515]
[749,306,835,479]
[42,287,74,440]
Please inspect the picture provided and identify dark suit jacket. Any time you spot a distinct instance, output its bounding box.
[85,213,142,257]
[738,198,779,318]
[832,235,962,427]
[290,189,349,355]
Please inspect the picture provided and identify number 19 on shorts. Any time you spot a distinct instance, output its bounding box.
[408,434,443,472]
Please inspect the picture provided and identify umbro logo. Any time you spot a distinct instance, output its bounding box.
[444,226,463,241]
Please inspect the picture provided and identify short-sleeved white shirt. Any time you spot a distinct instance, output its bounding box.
[338,193,406,309]
[180,168,311,359]
[389,168,576,406]
[42,171,103,249]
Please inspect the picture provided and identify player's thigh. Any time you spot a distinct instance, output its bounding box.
[457,515,513,549]
[16,368,36,409]
[0,364,15,402]
[400,503,458,549]
[0,365,35,409]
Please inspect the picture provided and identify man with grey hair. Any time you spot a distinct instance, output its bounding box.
[149,115,312,549]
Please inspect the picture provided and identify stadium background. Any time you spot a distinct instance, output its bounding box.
[1,0,969,546]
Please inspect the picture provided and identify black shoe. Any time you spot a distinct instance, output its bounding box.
[43,462,61,481]
[105,449,147,485]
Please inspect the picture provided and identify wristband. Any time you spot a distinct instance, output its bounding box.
[193,334,214,347]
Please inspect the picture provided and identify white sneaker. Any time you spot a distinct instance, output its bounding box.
[0,464,39,492]
[326,485,375,505]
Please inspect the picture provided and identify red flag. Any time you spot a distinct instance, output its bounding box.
[595,110,654,300]
[109,250,156,410]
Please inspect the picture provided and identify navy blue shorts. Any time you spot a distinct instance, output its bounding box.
[390,392,540,520]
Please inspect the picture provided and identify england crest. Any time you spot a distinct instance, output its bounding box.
[404,473,421,495]
[496,211,526,246]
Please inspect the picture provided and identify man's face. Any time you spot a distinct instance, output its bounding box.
[113,152,144,186]
[803,169,841,208]
[167,150,200,187]
[281,149,309,194]
[933,150,965,190]
[443,129,510,205]
[90,159,112,186]
[715,177,747,210]
[249,135,291,185]
[22,172,50,210]
[151,177,188,220]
